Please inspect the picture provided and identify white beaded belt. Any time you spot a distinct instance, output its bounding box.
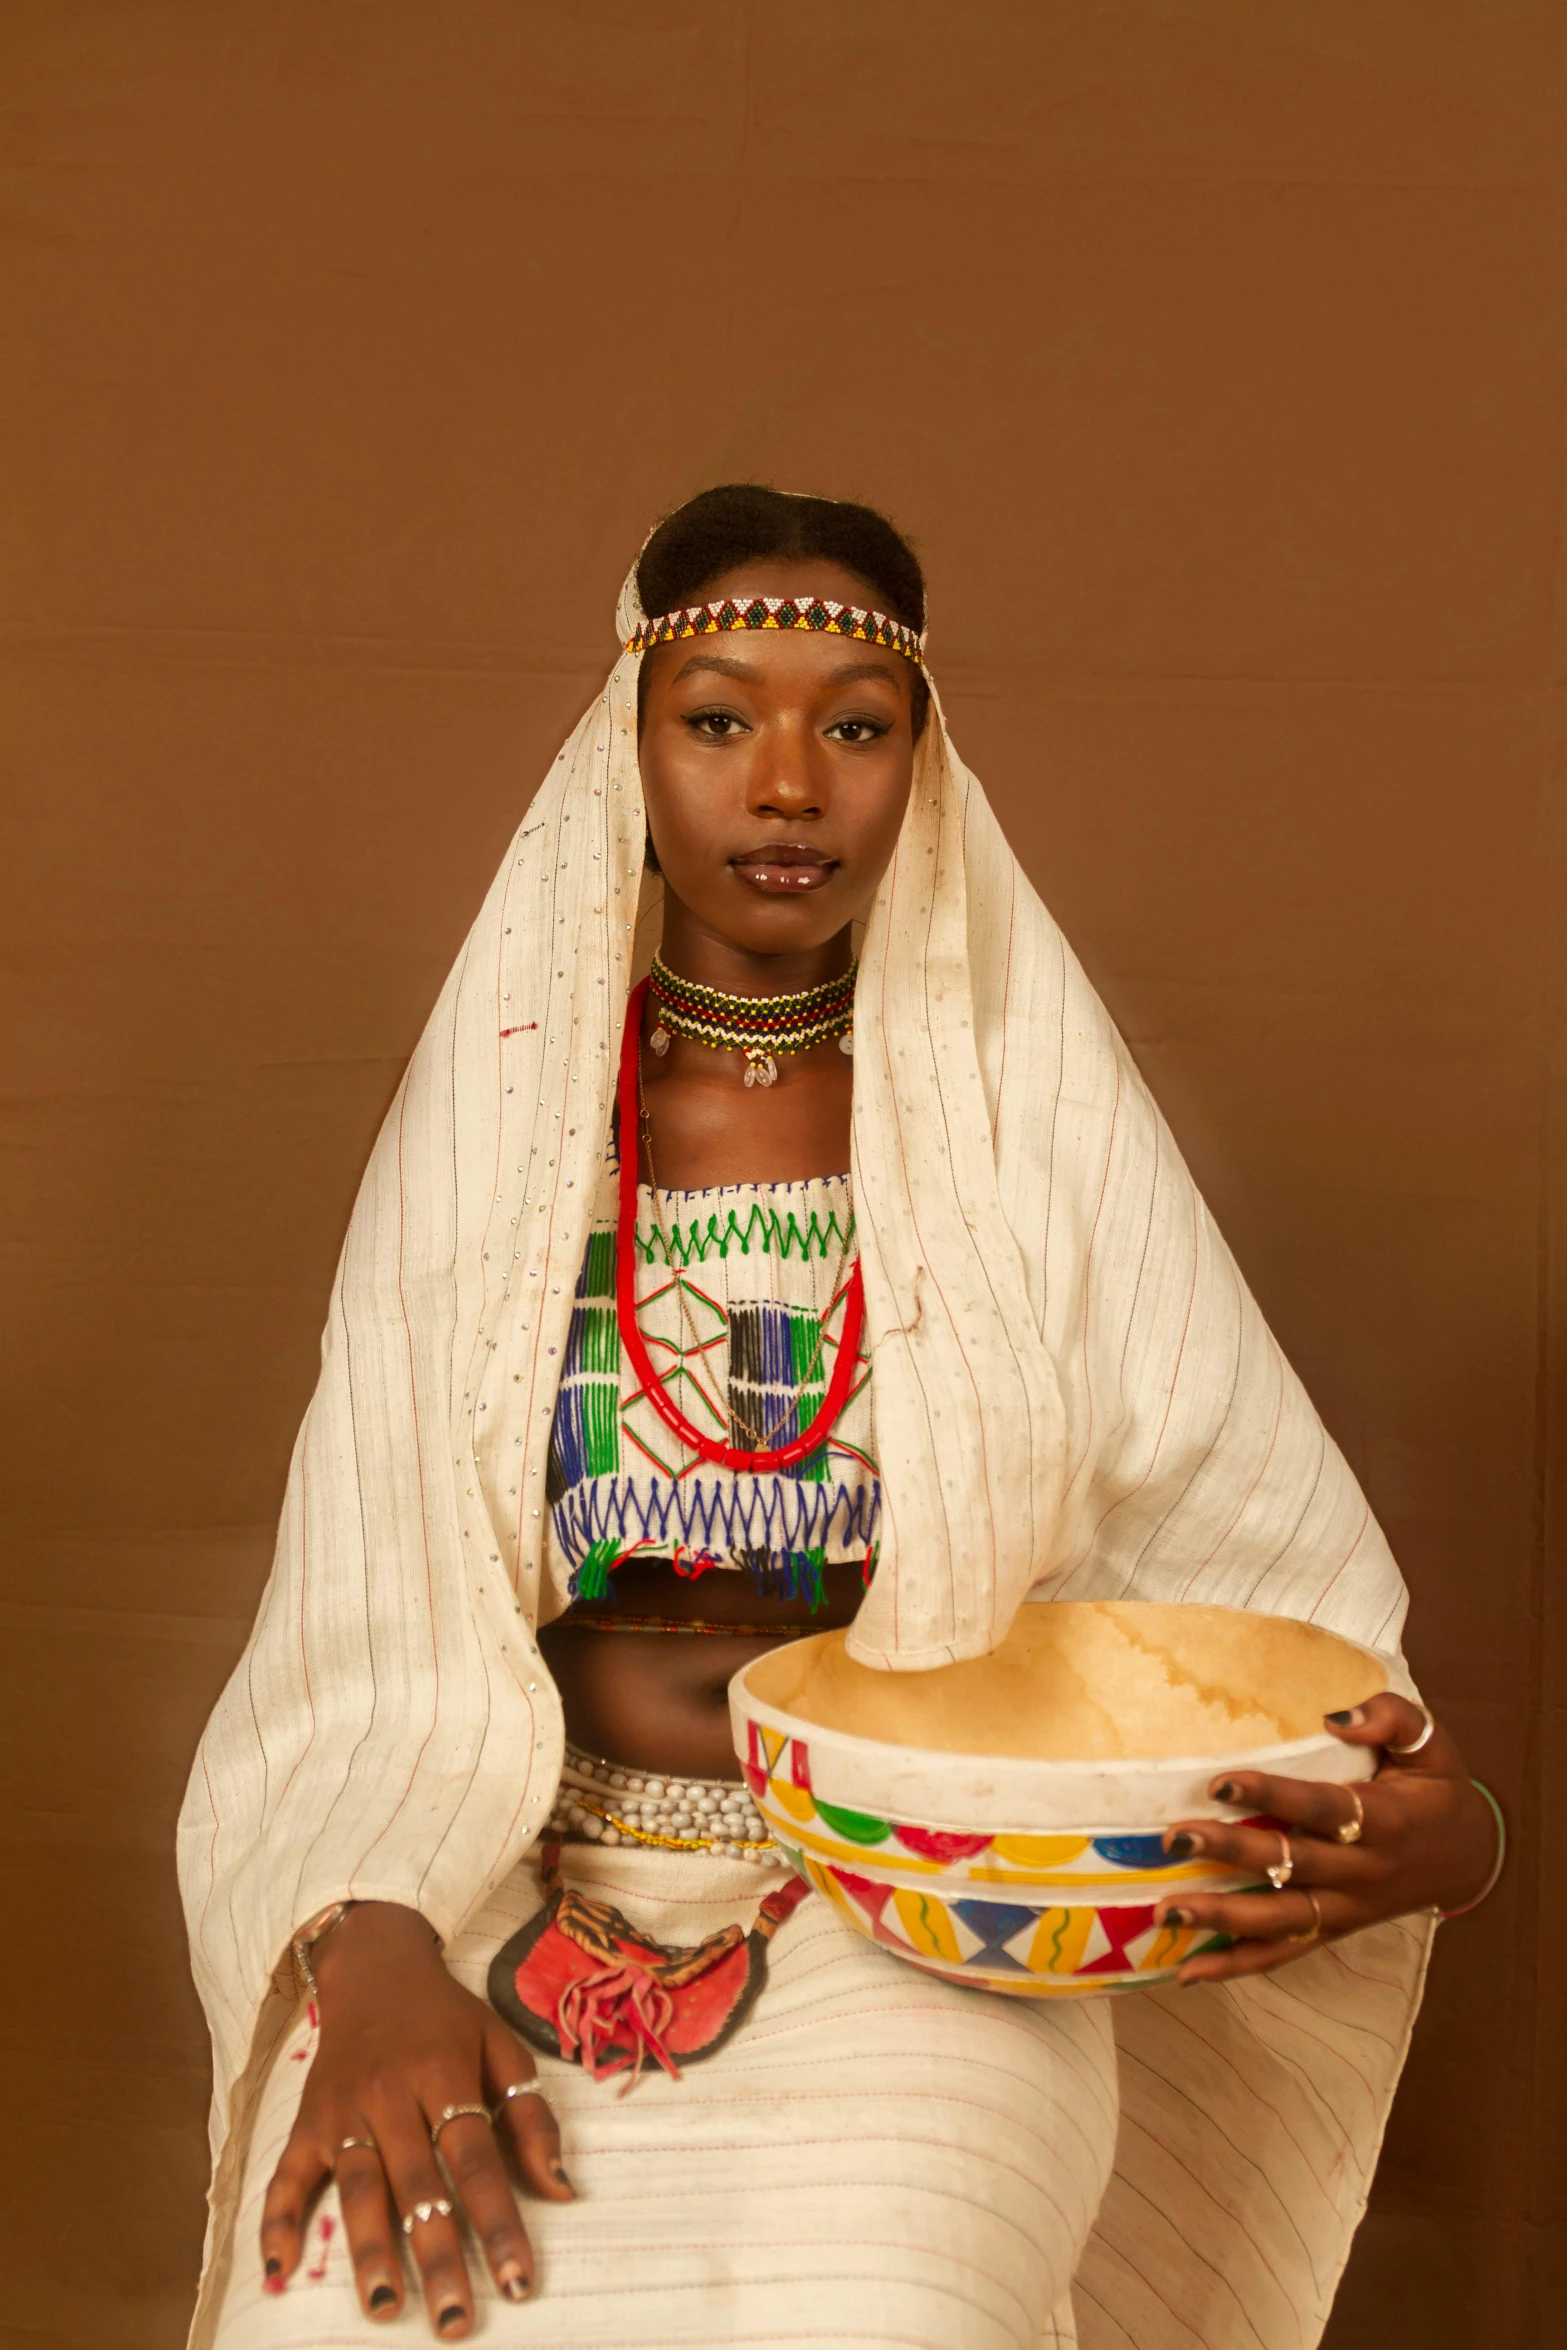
[547,1744,775,1862]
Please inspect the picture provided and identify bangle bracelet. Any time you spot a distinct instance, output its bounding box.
[1438,1780,1506,1920]
[293,1900,356,1998]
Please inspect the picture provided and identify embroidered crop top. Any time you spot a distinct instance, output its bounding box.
[544,1151,879,1612]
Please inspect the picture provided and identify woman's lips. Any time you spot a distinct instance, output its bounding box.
[730,849,837,894]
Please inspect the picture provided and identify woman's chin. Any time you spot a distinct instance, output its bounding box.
[675,885,856,960]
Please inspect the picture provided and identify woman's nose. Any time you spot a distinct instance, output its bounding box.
[747,738,824,818]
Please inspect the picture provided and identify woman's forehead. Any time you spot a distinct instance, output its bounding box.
[645,634,913,708]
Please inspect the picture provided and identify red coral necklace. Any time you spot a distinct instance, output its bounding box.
[615,977,866,1473]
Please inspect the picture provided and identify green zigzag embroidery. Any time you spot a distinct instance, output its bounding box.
[634,1201,855,1269]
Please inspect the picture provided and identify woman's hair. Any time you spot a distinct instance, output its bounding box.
[637,484,926,631]
[635,483,929,737]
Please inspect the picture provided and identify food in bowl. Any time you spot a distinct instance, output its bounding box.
[730,1600,1386,1998]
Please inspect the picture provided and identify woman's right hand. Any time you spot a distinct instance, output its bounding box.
[260,1901,574,2336]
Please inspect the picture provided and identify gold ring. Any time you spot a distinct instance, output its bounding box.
[1336,1788,1365,1845]
[336,2136,376,2160]
[430,2102,491,2150]
[1265,1832,1294,1891]
[1285,1890,1323,1944]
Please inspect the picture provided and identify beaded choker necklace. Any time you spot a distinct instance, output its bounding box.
[648,951,856,1090]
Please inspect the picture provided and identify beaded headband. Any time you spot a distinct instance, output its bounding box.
[625,594,925,668]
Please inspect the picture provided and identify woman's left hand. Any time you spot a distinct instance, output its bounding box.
[1156,1693,1499,1984]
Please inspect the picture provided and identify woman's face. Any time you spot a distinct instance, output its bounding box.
[637,559,919,963]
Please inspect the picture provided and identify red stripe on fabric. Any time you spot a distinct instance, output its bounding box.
[1117,2109,1306,2341]
[1178,1340,1286,1600]
[873,802,1012,1654]
[1243,1977,1380,2114]
[269,1451,318,1820]
[1323,1940,1419,1995]
[741,2010,1121,2156]
[738,1967,1121,2140]
[1060,1059,1124,1505]
[1088,2219,1219,2350]
[349,1081,443,1879]
[1154,2001,1339,2206]
[1120,2040,1331,2308]
[992,861,1017,1142]
[195,1753,223,1955]
[1057,1184,1201,1587]
[526,2237,1042,2338]
[1305,1501,1372,1623]
[543,2111,1095,2247]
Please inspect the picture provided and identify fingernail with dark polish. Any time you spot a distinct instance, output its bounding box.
[1161,1906,1193,1928]
[1211,1780,1239,1804]
[264,2258,282,2279]
[550,2158,574,2192]
[369,2284,397,2314]
[1325,1707,1364,1728]
[502,2274,531,2302]
[1166,1831,1201,1859]
[437,2308,466,2337]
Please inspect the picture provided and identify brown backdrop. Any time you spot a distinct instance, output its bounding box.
[3,5,1562,2346]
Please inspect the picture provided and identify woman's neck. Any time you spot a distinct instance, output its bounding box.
[656,901,854,998]
[635,906,856,1192]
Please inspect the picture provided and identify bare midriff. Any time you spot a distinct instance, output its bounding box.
[538,1557,868,1782]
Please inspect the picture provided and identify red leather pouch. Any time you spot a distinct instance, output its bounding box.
[487,1843,809,2087]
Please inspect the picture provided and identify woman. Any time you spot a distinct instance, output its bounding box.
[180,486,1500,2350]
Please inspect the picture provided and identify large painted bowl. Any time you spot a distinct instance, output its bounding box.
[730,1601,1386,1999]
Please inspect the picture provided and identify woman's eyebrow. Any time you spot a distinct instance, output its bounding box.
[672,652,763,683]
[820,659,903,688]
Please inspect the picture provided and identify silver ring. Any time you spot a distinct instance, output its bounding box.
[1265,1833,1294,1891]
[336,2135,377,2160]
[430,2101,491,2150]
[1387,1709,1435,1756]
[1336,1788,1365,1845]
[400,2197,454,2235]
[492,2079,550,2118]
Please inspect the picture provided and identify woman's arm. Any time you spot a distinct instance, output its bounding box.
[260,1902,573,2337]
[1156,1695,1501,1982]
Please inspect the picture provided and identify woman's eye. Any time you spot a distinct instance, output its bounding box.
[685,709,747,740]
[826,718,889,745]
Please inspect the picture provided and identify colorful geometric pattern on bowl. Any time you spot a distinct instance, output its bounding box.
[741,1720,1251,1998]
[626,595,926,668]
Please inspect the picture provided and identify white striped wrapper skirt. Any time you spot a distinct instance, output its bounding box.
[208,1843,1119,2349]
